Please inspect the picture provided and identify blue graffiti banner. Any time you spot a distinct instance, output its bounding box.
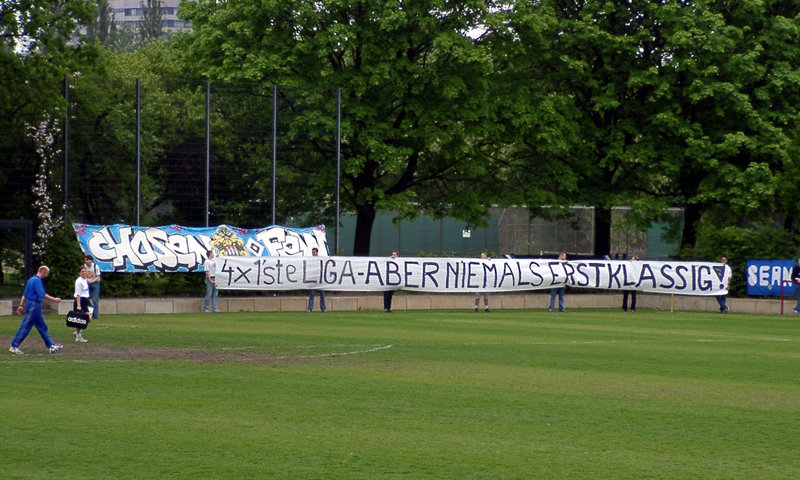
[746,259,796,297]
[73,223,328,273]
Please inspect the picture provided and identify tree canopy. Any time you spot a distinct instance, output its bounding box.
[3,0,800,263]
[179,0,501,255]
[493,0,800,256]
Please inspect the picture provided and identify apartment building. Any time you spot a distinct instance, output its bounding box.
[108,0,192,33]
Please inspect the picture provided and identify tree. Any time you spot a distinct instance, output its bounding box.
[499,0,800,257]
[140,0,165,42]
[66,42,205,225]
[87,0,114,47]
[0,0,96,276]
[179,0,500,255]
[634,0,800,253]
[65,41,281,228]
[1,0,96,217]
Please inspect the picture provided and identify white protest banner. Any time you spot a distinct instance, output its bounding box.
[215,256,731,296]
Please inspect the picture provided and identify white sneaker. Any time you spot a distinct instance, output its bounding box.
[76,335,88,343]
[9,346,24,355]
[49,344,63,354]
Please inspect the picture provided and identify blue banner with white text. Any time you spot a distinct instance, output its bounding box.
[746,259,796,296]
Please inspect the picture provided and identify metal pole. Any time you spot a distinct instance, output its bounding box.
[335,87,341,255]
[24,220,33,279]
[670,294,674,313]
[136,78,141,226]
[205,81,211,227]
[63,75,69,221]
[272,84,277,225]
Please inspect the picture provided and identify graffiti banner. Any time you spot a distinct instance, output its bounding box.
[216,256,731,296]
[73,223,328,273]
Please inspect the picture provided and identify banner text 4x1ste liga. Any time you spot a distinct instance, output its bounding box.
[216,257,731,296]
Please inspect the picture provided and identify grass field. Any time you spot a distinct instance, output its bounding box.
[2,308,799,479]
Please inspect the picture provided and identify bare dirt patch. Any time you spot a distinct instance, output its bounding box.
[1,336,315,364]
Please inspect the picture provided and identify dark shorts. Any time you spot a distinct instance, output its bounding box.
[73,296,90,312]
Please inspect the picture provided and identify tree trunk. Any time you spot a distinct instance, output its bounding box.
[352,203,376,256]
[594,206,612,258]
[680,203,702,253]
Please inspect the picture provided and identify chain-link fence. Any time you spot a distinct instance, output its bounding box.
[2,78,679,272]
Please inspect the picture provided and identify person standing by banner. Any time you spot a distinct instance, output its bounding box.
[307,247,327,312]
[622,256,639,312]
[474,252,491,312]
[73,265,91,342]
[715,256,730,313]
[84,255,101,319]
[383,251,399,312]
[204,250,219,313]
[549,251,568,312]
[791,258,800,315]
[10,266,63,355]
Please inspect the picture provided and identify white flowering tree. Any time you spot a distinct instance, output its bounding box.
[28,118,64,263]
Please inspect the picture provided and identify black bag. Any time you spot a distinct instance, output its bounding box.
[66,310,90,329]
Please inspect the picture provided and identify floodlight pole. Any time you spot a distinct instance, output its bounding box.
[135,78,141,226]
[335,87,341,255]
[272,83,277,226]
[205,81,211,227]
[63,75,69,221]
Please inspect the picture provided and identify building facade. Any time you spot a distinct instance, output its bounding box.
[108,0,191,34]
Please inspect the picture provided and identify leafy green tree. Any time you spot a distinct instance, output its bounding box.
[650,0,800,253]
[179,0,500,254]
[111,23,139,53]
[66,41,204,225]
[66,41,277,228]
[87,0,114,47]
[1,0,96,219]
[0,0,97,278]
[139,0,165,42]
[499,0,800,257]
[481,3,587,236]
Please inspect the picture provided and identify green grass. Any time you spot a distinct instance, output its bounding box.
[2,308,800,479]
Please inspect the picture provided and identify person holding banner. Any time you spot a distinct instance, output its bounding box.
[203,250,219,313]
[84,255,101,319]
[622,256,639,312]
[383,251,399,312]
[549,251,568,312]
[715,256,730,313]
[792,258,800,315]
[307,248,327,312]
[474,253,491,312]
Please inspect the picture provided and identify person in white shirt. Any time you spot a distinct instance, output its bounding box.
[549,251,568,312]
[84,255,101,319]
[307,248,327,312]
[203,250,219,313]
[73,266,91,342]
[474,253,491,312]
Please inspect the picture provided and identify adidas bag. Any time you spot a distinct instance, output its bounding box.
[66,310,90,329]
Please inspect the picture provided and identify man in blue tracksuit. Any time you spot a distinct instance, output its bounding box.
[10,265,64,355]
